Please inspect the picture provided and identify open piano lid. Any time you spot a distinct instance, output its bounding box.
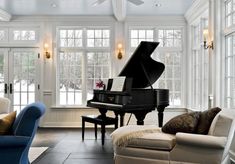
[119,41,165,88]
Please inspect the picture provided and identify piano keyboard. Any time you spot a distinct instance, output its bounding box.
[90,101,123,107]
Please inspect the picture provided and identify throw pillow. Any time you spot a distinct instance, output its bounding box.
[196,107,221,134]
[162,112,200,134]
[0,111,16,135]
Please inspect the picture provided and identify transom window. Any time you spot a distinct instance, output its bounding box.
[158,29,182,47]
[0,30,5,41]
[130,29,154,47]
[57,27,111,106]
[59,29,83,47]
[13,30,36,41]
[225,0,235,27]
[87,29,110,47]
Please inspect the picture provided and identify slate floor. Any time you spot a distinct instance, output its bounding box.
[31,128,114,164]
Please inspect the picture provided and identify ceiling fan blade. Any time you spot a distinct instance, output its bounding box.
[92,0,107,6]
[127,0,144,5]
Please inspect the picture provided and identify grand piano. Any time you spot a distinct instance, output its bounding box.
[87,41,169,127]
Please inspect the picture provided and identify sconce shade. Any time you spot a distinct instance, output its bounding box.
[203,29,209,40]
[44,43,50,59]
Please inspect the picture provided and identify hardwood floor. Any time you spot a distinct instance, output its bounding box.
[31,128,115,164]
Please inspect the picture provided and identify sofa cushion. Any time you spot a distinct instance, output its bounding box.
[0,114,8,119]
[0,111,16,135]
[196,107,221,134]
[127,132,176,151]
[162,112,200,134]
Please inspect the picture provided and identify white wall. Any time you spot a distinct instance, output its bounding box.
[0,15,187,127]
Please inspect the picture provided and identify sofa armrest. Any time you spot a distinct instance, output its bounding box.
[176,132,227,149]
[0,136,30,147]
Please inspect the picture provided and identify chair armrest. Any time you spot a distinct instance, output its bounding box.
[0,136,30,147]
[176,132,227,149]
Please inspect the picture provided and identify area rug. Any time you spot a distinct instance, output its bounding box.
[29,147,48,163]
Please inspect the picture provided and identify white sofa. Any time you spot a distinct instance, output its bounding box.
[111,109,235,164]
[0,97,10,119]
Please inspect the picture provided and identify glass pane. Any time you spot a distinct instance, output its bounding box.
[14,92,20,105]
[95,30,102,38]
[0,31,5,41]
[87,30,94,38]
[146,30,153,38]
[103,30,110,38]
[75,92,82,105]
[67,92,75,105]
[131,30,138,38]
[60,30,66,38]
[14,31,21,40]
[139,30,145,38]
[28,92,35,104]
[87,39,94,47]
[60,92,66,105]
[21,92,28,105]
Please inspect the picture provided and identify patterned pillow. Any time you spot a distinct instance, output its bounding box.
[0,111,16,135]
[162,112,201,134]
[196,107,221,134]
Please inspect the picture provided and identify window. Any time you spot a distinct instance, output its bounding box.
[87,29,110,47]
[13,30,36,41]
[225,34,235,108]
[129,28,183,107]
[223,0,235,109]
[190,18,209,110]
[158,29,182,48]
[87,52,110,100]
[130,29,154,47]
[59,29,83,47]
[57,27,111,106]
[59,52,82,105]
[0,28,7,42]
[0,30,5,41]
[225,0,235,27]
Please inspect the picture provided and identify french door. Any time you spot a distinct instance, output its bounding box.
[0,48,40,113]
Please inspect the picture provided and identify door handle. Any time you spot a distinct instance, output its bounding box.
[9,83,12,94]
[4,83,7,94]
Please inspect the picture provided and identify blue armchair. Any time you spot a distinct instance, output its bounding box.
[0,102,46,164]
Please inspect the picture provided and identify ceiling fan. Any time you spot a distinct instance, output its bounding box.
[92,0,144,6]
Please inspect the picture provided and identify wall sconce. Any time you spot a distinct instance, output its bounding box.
[203,29,213,50]
[117,43,123,60]
[44,43,50,59]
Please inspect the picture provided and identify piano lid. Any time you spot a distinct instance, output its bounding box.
[119,41,165,88]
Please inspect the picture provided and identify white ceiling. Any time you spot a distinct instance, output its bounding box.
[0,0,194,17]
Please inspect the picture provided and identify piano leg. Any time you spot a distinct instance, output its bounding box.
[157,105,166,127]
[134,111,149,125]
[114,111,125,127]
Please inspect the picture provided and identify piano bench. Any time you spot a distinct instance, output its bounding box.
[81,115,118,145]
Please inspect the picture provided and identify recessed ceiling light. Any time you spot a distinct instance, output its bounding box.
[51,3,57,8]
[155,3,162,7]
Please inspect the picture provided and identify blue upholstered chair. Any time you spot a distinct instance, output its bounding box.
[0,102,46,164]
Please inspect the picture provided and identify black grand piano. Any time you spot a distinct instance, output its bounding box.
[87,41,169,127]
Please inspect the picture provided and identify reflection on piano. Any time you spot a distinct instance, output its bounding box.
[87,41,169,127]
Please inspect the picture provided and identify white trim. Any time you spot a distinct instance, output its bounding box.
[0,9,11,22]
[185,0,209,24]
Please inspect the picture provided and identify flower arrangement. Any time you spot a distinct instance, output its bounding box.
[96,79,105,89]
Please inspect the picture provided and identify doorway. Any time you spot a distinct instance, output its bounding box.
[0,48,40,113]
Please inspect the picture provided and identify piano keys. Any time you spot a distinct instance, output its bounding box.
[87,41,169,127]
